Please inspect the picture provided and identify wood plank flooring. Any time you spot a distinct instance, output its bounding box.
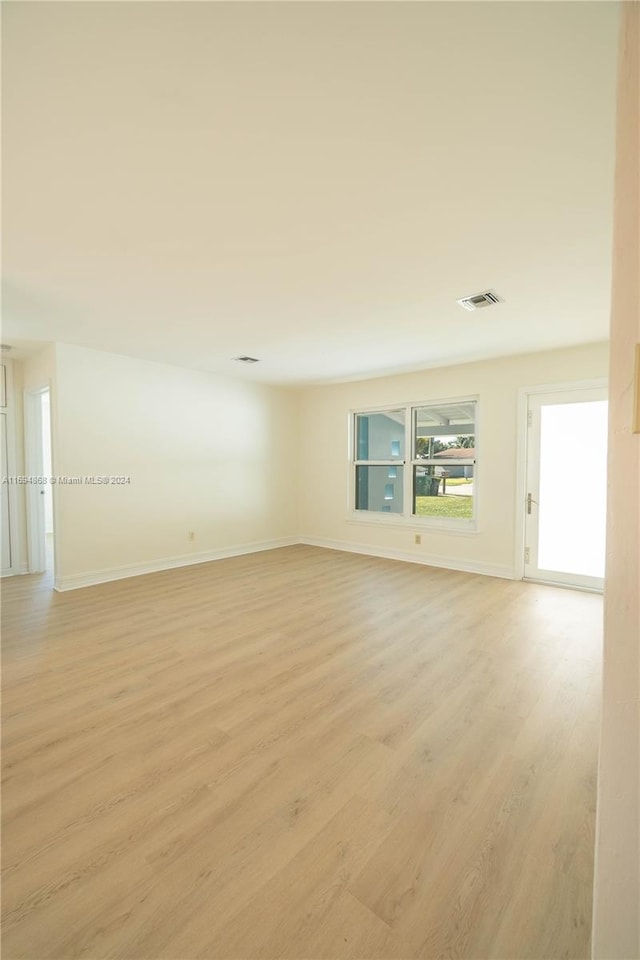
[1,546,602,959]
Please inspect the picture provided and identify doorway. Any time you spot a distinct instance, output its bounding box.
[523,384,608,590]
[25,387,55,576]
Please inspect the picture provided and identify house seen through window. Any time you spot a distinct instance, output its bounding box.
[353,400,476,524]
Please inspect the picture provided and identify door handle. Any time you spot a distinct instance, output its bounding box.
[527,493,537,514]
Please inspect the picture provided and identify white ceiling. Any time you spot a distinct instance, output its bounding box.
[2,1,618,385]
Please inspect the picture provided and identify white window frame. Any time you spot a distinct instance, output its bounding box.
[348,396,479,533]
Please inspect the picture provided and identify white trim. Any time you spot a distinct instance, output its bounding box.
[515,377,608,586]
[299,536,514,580]
[53,537,298,592]
[410,458,476,466]
[513,386,530,580]
[347,515,477,535]
[403,403,412,520]
[54,535,515,591]
[523,576,603,595]
[348,392,481,416]
[517,377,607,398]
[348,395,479,531]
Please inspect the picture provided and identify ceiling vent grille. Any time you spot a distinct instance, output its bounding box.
[456,290,503,312]
[234,355,260,364]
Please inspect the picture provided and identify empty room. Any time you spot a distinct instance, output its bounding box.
[1,2,638,960]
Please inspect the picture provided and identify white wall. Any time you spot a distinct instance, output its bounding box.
[592,4,640,956]
[298,342,609,577]
[51,344,298,587]
[22,343,57,394]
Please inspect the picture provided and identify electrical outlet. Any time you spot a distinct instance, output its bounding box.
[414,533,421,545]
[188,531,195,541]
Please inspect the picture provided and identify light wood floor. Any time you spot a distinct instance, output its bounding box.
[1,546,602,960]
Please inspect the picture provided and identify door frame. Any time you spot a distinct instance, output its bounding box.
[24,383,54,575]
[514,377,608,586]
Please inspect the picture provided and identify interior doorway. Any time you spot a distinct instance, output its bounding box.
[523,384,608,590]
[25,386,55,576]
[1,406,11,572]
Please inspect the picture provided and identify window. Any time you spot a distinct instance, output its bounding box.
[413,400,475,521]
[354,409,405,514]
[352,399,477,526]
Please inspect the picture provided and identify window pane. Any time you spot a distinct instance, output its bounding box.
[413,464,474,520]
[356,410,405,460]
[356,465,404,513]
[414,401,475,461]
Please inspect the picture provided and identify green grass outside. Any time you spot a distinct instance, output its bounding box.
[414,494,473,519]
[442,477,473,487]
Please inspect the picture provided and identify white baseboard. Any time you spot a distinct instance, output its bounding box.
[298,536,515,581]
[1,562,30,578]
[54,537,298,592]
[52,534,514,591]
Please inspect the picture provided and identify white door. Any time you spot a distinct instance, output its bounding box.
[524,387,608,590]
[25,389,48,573]
[1,412,12,572]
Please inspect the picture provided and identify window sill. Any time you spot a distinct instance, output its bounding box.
[347,514,479,536]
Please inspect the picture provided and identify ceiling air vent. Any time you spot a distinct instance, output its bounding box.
[456,290,504,312]
[234,355,260,364]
